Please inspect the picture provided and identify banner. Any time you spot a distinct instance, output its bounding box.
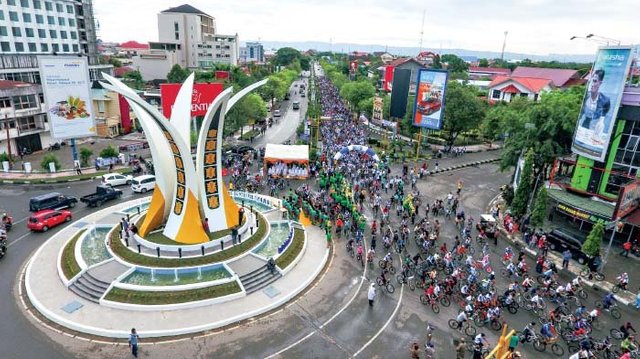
[215,71,229,80]
[556,203,608,224]
[372,96,383,123]
[413,69,448,129]
[38,56,95,139]
[161,82,224,118]
[572,47,634,161]
[118,94,132,133]
[390,69,411,119]
[383,65,394,92]
[615,180,640,219]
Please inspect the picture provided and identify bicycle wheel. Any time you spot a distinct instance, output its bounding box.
[448,319,459,330]
[485,266,493,274]
[507,304,518,314]
[536,275,546,284]
[611,308,621,319]
[408,280,416,292]
[431,302,440,314]
[610,328,624,340]
[577,289,588,299]
[420,295,428,305]
[396,274,404,285]
[440,296,451,307]
[490,320,502,331]
[464,324,477,337]
[388,266,396,274]
[467,246,476,255]
[579,267,590,277]
[386,283,395,294]
[416,280,425,289]
[533,339,547,352]
[612,285,620,293]
[595,300,603,309]
[551,343,564,357]
[378,260,385,268]
[594,272,605,281]
[474,315,485,327]
[567,343,580,353]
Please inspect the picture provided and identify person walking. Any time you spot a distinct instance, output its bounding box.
[562,249,572,269]
[508,332,519,353]
[368,283,376,307]
[75,163,82,175]
[621,241,632,257]
[455,338,466,359]
[410,342,421,359]
[128,328,139,357]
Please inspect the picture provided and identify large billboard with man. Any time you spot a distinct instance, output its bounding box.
[572,47,634,161]
[412,69,448,129]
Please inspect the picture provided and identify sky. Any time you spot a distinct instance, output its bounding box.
[93,0,639,56]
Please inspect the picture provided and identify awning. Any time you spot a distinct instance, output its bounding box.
[622,208,640,227]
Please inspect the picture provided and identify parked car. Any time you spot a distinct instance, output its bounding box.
[80,185,123,207]
[131,175,156,193]
[292,101,300,110]
[102,173,133,187]
[27,209,72,232]
[273,109,281,117]
[546,228,589,264]
[29,192,78,212]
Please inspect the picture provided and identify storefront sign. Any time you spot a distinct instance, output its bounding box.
[556,203,608,224]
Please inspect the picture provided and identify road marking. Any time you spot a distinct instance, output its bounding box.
[8,231,32,247]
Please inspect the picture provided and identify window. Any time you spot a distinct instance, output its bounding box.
[72,44,77,52]
[11,27,21,36]
[175,32,179,40]
[491,89,501,99]
[62,43,68,52]
[27,42,36,51]
[60,30,66,39]
[0,98,10,108]
[55,3,61,12]
[70,31,76,39]
[97,100,105,113]
[49,29,56,38]
[0,10,3,20]
[7,0,16,5]
[0,26,6,36]
[40,43,47,52]
[33,0,41,9]
[51,43,58,52]
[68,18,74,26]
[9,11,18,21]
[47,15,54,24]
[20,0,28,7]
[25,27,34,37]
[14,42,24,51]
[37,28,45,38]
[44,1,51,11]
[57,17,64,26]
[0,42,9,52]
[174,22,179,31]
[35,14,43,23]
[22,12,31,22]
[65,4,72,13]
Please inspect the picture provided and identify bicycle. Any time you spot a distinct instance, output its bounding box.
[535,335,565,357]
[378,259,396,274]
[420,294,440,313]
[346,242,355,257]
[396,272,416,291]
[595,300,622,319]
[611,281,628,294]
[448,319,477,336]
[375,275,395,294]
[579,267,605,281]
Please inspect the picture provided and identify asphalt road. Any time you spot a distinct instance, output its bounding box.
[0,179,143,359]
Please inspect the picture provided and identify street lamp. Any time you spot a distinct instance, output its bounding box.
[569,35,608,46]
[586,34,622,46]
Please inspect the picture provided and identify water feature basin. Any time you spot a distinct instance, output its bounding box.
[253,222,292,258]
[120,201,150,215]
[232,196,274,213]
[80,226,112,267]
[121,264,232,286]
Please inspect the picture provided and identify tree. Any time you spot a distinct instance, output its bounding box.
[225,93,267,136]
[40,154,61,171]
[195,71,214,82]
[108,57,122,67]
[123,70,144,90]
[273,47,302,67]
[100,145,119,159]
[79,147,93,167]
[340,81,375,112]
[442,81,485,149]
[530,186,547,228]
[478,58,489,67]
[510,149,534,218]
[167,64,189,83]
[441,54,469,73]
[582,222,604,258]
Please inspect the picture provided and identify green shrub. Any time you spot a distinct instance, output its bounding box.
[99,145,119,158]
[0,152,10,162]
[79,147,93,167]
[40,154,61,171]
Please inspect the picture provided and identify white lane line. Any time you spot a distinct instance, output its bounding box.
[265,239,370,359]
[8,231,32,247]
[352,282,404,358]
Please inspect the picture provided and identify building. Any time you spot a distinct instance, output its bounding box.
[116,40,149,57]
[468,66,511,80]
[242,41,264,63]
[487,75,553,102]
[0,79,51,156]
[131,49,180,81]
[380,57,427,93]
[510,66,585,88]
[150,4,238,69]
[91,86,123,137]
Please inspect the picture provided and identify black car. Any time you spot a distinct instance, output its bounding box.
[546,229,589,264]
[29,192,78,212]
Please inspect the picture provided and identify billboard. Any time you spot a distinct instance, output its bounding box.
[161,82,224,118]
[39,57,95,139]
[572,47,634,161]
[383,65,394,92]
[412,69,448,129]
[614,180,640,219]
[390,69,411,119]
[372,96,383,123]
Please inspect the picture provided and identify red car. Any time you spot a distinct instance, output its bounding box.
[27,209,72,232]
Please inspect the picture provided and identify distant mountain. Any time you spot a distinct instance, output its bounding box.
[247,40,596,63]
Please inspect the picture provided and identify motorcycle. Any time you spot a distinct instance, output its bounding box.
[48,142,61,151]
[0,238,6,259]
[1,212,12,231]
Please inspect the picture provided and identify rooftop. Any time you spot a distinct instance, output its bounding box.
[511,66,580,87]
[0,79,35,90]
[160,4,211,18]
[548,187,614,220]
[488,75,553,93]
[118,41,149,50]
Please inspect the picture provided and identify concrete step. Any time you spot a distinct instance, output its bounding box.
[69,283,101,303]
[245,273,282,295]
[84,271,111,290]
[241,268,275,288]
[76,276,108,293]
[239,265,268,281]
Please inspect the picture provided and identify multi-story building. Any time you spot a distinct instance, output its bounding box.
[150,4,238,69]
[243,41,264,63]
[0,79,51,156]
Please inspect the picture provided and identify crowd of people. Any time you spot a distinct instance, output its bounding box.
[265,161,308,178]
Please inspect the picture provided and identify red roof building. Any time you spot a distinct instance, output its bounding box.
[487,76,553,103]
[468,66,511,80]
[510,66,581,88]
[113,66,134,78]
[118,41,150,50]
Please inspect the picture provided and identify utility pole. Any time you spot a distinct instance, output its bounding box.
[500,31,508,61]
[418,10,426,54]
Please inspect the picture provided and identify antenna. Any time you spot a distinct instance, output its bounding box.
[500,31,508,61]
[419,10,426,54]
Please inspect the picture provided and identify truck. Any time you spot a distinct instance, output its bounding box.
[80,185,123,207]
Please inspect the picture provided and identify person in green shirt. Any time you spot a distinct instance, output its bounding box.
[508,332,520,353]
[621,336,637,352]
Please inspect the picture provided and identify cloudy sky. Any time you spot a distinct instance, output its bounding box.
[94,0,638,56]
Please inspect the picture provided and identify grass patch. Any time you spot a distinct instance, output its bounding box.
[109,214,267,267]
[60,229,86,280]
[276,228,305,269]
[140,215,246,246]
[104,281,241,305]
[240,129,258,141]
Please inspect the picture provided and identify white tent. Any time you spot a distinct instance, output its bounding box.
[264,144,309,179]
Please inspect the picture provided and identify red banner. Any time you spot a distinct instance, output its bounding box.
[383,65,394,92]
[160,82,224,118]
[215,71,229,80]
[118,94,132,133]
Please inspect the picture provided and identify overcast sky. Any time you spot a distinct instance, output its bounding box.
[94,0,638,56]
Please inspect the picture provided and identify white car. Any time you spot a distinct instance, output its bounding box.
[101,173,133,187]
[273,109,281,117]
[131,175,156,193]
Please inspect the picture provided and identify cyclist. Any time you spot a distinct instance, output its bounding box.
[620,322,637,339]
[506,261,517,277]
[460,284,470,296]
[456,310,468,329]
[603,292,616,309]
[367,248,375,263]
[356,243,364,260]
[621,335,638,353]
[521,275,534,292]
[487,305,501,324]
[530,292,543,310]
[617,272,629,291]
[346,238,355,253]
[540,321,556,342]
[503,246,514,262]
[382,252,393,267]
[502,292,515,307]
[575,305,587,319]
[522,322,536,342]
[474,333,489,350]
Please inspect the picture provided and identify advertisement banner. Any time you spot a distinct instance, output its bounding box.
[38,57,95,139]
[383,65,394,92]
[615,180,640,219]
[161,82,224,118]
[572,47,634,161]
[372,96,383,123]
[412,69,448,129]
[556,203,608,224]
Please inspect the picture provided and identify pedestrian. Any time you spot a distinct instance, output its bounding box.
[109,162,114,173]
[367,283,376,306]
[75,163,82,175]
[410,342,421,359]
[434,161,439,172]
[621,241,632,257]
[128,328,139,357]
[424,342,435,359]
[455,338,466,359]
[636,290,640,310]
[562,249,572,269]
[202,217,209,233]
[508,332,519,352]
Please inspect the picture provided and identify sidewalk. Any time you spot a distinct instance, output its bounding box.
[489,195,639,307]
[0,165,132,184]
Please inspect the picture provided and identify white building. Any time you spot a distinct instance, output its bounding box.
[241,41,264,63]
[150,4,238,69]
[487,76,554,103]
[131,49,179,81]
